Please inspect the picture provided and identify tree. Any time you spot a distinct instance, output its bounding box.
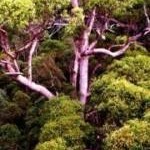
[0,0,70,100]
[70,0,150,104]
[0,0,149,104]
[85,47,150,149]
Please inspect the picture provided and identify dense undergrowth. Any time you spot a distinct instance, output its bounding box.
[0,39,150,150]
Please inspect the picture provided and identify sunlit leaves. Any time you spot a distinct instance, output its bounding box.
[64,7,84,35]
[86,0,145,19]
[104,120,150,150]
[0,0,35,28]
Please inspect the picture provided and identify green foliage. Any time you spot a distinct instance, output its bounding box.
[125,44,149,57]
[35,138,67,150]
[36,96,93,150]
[0,89,9,108]
[39,116,86,149]
[12,90,31,110]
[64,7,84,35]
[40,96,82,123]
[89,74,150,124]
[39,39,71,53]
[31,53,65,92]
[86,0,144,20]
[0,0,71,28]
[86,48,150,148]
[0,0,35,28]
[104,119,150,150]
[143,110,150,122]
[108,54,150,89]
[33,0,70,18]
[0,124,21,150]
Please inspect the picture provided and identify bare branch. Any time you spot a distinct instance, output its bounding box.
[81,8,96,52]
[16,41,33,53]
[0,28,10,51]
[88,8,96,35]
[28,38,38,81]
[16,75,54,99]
[144,3,150,26]
[88,40,97,51]
[84,43,131,57]
[5,63,54,99]
[143,5,150,36]
[5,72,23,75]
[13,60,20,72]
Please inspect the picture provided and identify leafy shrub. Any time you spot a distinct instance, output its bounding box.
[0,124,21,150]
[86,48,150,149]
[88,74,150,124]
[35,138,67,150]
[143,110,150,122]
[104,119,150,150]
[108,54,150,89]
[12,90,31,110]
[40,96,83,123]
[36,96,94,150]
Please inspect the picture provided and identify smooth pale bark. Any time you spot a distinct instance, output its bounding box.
[79,31,89,104]
[84,43,131,57]
[78,9,96,104]
[6,63,54,99]
[72,53,79,88]
[28,38,38,81]
[17,75,54,99]
[79,56,89,104]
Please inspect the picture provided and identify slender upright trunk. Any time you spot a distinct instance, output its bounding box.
[72,54,79,88]
[79,56,89,104]
[79,32,89,104]
[71,41,80,89]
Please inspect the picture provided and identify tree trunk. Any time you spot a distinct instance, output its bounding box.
[79,56,89,104]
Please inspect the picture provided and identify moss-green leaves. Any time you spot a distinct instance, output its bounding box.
[0,0,35,28]
[35,96,93,150]
[105,120,150,150]
[86,0,144,20]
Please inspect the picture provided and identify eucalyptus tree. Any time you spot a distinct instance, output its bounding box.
[0,0,149,104]
[69,0,150,104]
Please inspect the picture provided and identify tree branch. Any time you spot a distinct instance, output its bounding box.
[16,75,54,99]
[84,42,131,57]
[144,3,150,26]
[16,41,33,53]
[87,8,96,35]
[28,38,38,81]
